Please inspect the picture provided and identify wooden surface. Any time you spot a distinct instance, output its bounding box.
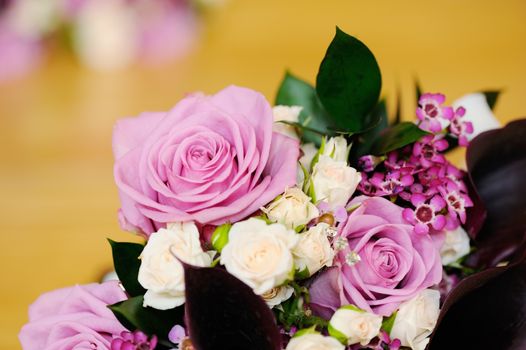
[1,0,525,348]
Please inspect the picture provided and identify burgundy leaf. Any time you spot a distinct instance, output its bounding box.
[183,264,281,350]
[428,244,526,350]
[464,119,526,268]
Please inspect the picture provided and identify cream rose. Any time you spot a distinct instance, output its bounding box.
[292,223,334,276]
[261,285,294,308]
[440,226,471,265]
[329,306,382,346]
[322,136,350,162]
[220,218,299,295]
[311,155,361,209]
[273,105,302,139]
[262,187,319,230]
[390,289,440,350]
[286,333,345,350]
[138,222,212,310]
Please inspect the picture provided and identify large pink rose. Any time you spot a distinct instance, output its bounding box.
[310,196,442,317]
[19,282,127,350]
[113,86,299,235]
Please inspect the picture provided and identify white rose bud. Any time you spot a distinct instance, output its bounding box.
[329,305,382,346]
[300,143,319,170]
[273,105,302,139]
[311,155,361,209]
[452,93,501,141]
[261,285,294,308]
[138,222,212,310]
[322,136,350,162]
[262,187,319,230]
[220,218,299,294]
[286,333,345,350]
[390,289,440,350]
[440,226,471,265]
[292,223,334,275]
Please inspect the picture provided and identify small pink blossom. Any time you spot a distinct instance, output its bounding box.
[416,93,454,132]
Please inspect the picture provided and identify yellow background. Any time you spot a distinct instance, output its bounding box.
[1,0,525,348]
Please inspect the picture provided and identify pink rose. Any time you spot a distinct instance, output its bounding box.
[19,282,127,350]
[310,196,442,317]
[113,85,299,235]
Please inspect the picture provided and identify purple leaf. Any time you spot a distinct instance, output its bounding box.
[464,119,526,268]
[183,264,281,350]
[428,244,526,350]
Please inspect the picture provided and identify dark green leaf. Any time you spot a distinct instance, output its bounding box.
[394,87,402,125]
[316,27,382,133]
[348,99,388,165]
[369,122,428,156]
[482,90,501,110]
[108,239,146,297]
[109,296,184,341]
[415,78,423,104]
[275,72,333,144]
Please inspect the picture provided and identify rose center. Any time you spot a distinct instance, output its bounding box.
[415,205,434,223]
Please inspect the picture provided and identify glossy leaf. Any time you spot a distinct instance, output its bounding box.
[109,296,184,343]
[464,119,526,268]
[369,122,428,156]
[482,90,500,110]
[428,248,526,350]
[316,27,382,133]
[183,264,281,350]
[108,240,146,296]
[276,72,333,144]
[348,99,388,165]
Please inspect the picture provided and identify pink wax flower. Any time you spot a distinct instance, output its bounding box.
[309,196,442,317]
[19,281,127,350]
[416,93,454,133]
[113,86,300,235]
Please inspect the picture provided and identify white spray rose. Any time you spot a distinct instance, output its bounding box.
[262,187,319,230]
[7,0,59,38]
[390,289,440,350]
[73,0,137,70]
[220,218,299,295]
[272,105,302,139]
[311,155,361,209]
[292,223,334,276]
[286,333,345,350]
[322,136,350,162]
[453,93,500,141]
[440,226,471,265]
[329,306,382,346]
[261,285,294,308]
[138,222,212,310]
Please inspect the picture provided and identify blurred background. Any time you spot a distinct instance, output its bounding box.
[1,0,525,348]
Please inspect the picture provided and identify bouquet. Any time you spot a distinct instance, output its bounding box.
[19,27,526,350]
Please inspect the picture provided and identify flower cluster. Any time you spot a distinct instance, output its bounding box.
[359,94,474,235]
[0,0,214,80]
[21,28,512,350]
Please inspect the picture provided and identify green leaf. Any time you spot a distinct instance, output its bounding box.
[370,122,428,156]
[275,72,333,144]
[109,296,184,342]
[211,223,231,253]
[482,90,500,110]
[108,239,146,297]
[316,27,382,133]
[349,99,388,164]
[294,267,311,280]
[394,87,402,125]
[415,78,423,104]
[382,311,397,334]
